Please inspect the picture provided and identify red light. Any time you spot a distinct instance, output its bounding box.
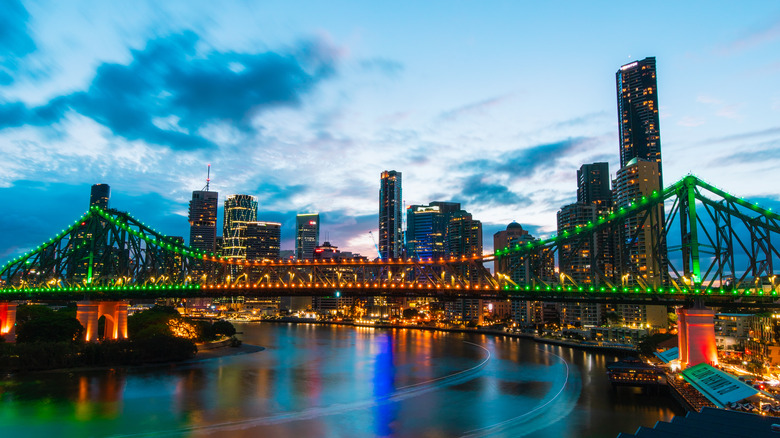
[309,220,317,225]
[80,222,86,226]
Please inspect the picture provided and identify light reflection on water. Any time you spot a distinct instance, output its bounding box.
[0,323,682,437]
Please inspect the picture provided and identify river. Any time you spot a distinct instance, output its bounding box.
[0,323,682,437]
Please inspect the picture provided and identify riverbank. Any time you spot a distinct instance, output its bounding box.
[239,318,638,355]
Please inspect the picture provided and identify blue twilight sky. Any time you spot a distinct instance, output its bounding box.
[1,0,780,262]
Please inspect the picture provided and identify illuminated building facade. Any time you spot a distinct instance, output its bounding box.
[406,201,461,259]
[90,183,110,209]
[246,221,281,260]
[493,222,532,284]
[379,170,403,259]
[188,190,218,253]
[296,213,320,260]
[223,194,258,260]
[613,158,665,287]
[577,162,612,207]
[447,211,483,282]
[617,56,663,188]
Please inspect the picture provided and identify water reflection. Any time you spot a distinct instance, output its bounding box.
[0,325,682,437]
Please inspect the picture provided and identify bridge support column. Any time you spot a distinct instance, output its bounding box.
[77,301,129,342]
[0,302,17,343]
[677,302,717,369]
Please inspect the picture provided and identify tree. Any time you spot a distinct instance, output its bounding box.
[16,313,84,343]
[212,320,236,337]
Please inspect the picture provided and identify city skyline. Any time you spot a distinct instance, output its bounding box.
[2,1,780,262]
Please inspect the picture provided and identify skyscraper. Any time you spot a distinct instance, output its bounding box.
[246,221,281,261]
[613,158,664,288]
[405,201,461,260]
[447,210,483,282]
[379,170,403,259]
[617,57,662,188]
[296,213,320,260]
[223,194,258,260]
[90,184,110,209]
[188,190,218,253]
[577,162,612,207]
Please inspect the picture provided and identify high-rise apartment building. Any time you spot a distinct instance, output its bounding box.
[577,163,612,207]
[188,190,218,253]
[617,57,662,188]
[90,184,110,209]
[613,158,664,287]
[379,170,403,259]
[447,211,483,282]
[223,195,258,260]
[493,222,533,284]
[246,221,281,261]
[296,213,320,260]
[406,201,461,260]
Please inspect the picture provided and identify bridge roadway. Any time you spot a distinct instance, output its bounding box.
[2,281,780,307]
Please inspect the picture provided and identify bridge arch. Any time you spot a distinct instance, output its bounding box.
[77,301,128,342]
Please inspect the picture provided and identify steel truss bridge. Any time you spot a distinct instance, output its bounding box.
[1,175,778,306]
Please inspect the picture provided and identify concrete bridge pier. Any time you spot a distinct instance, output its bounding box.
[0,302,17,342]
[77,301,129,342]
[677,301,717,369]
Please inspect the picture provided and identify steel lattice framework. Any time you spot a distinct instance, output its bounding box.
[0,206,497,300]
[494,175,780,304]
[0,175,778,305]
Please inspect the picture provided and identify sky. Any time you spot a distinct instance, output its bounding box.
[1,0,780,263]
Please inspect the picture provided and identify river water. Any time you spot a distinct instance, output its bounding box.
[0,323,682,437]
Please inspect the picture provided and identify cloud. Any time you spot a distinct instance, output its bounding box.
[713,139,780,165]
[677,116,706,127]
[359,57,404,76]
[0,0,36,85]
[0,31,339,150]
[718,18,780,55]
[699,126,780,145]
[460,136,601,179]
[438,95,511,122]
[457,174,530,208]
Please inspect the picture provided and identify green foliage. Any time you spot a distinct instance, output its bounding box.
[16,313,84,344]
[195,320,216,342]
[15,304,55,326]
[128,305,180,338]
[212,320,236,337]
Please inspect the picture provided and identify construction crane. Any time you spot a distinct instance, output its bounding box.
[368,231,382,260]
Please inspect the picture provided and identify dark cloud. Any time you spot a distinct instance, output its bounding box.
[461,137,595,179]
[458,174,529,208]
[0,32,338,149]
[0,0,36,85]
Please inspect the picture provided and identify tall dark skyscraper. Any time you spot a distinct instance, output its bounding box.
[617,57,662,188]
[296,213,320,260]
[379,170,403,259]
[90,184,110,209]
[223,194,258,260]
[406,201,461,260]
[246,221,281,260]
[577,163,611,207]
[188,190,218,253]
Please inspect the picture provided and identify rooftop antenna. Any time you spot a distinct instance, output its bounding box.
[203,164,211,191]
